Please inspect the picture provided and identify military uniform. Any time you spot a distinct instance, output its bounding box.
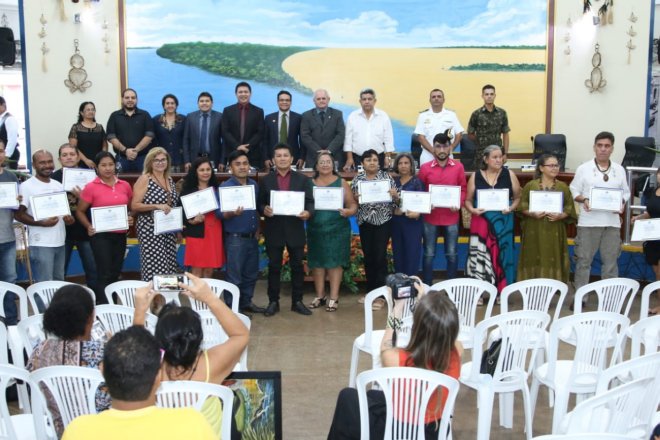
[467,105,510,166]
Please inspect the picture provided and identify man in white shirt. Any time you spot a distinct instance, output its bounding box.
[15,150,74,286]
[0,97,19,170]
[343,88,394,171]
[414,89,464,166]
[569,131,630,307]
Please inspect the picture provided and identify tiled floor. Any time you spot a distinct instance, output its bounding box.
[245,279,646,440]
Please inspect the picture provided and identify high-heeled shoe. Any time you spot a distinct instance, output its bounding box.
[326,299,339,312]
[309,296,327,309]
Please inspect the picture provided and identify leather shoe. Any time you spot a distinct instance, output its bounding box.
[240,303,266,314]
[291,301,312,316]
[264,301,280,317]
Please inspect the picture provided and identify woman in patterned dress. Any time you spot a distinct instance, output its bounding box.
[132,147,181,282]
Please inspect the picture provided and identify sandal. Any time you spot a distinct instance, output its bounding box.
[309,296,327,309]
[326,299,339,312]
[372,298,386,311]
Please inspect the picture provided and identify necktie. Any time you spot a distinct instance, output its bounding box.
[200,113,209,153]
[319,110,325,126]
[239,105,247,143]
[279,113,288,143]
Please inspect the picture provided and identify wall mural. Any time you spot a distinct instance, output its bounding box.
[126,0,548,153]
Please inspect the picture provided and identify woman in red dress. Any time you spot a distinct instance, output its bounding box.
[180,157,224,277]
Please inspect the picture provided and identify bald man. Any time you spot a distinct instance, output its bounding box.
[300,89,345,168]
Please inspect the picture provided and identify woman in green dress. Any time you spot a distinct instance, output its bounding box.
[307,152,358,312]
[517,154,577,282]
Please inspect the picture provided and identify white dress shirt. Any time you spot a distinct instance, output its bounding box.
[343,108,394,156]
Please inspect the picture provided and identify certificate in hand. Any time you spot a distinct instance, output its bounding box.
[91,205,128,232]
[401,191,432,214]
[29,192,71,221]
[270,190,305,216]
[589,187,624,212]
[218,185,256,213]
[180,187,218,219]
[154,207,183,235]
[358,179,392,204]
[631,218,660,242]
[529,190,563,214]
[0,182,18,209]
[429,185,461,208]
[476,188,510,212]
[313,186,343,211]
[62,168,96,192]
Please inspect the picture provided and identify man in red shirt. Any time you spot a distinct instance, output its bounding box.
[418,132,467,285]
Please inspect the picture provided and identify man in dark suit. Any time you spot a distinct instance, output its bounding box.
[258,143,314,316]
[262,90,303,171]
[183,91,223,172]
[222,82,265,169]
[300,89,345,169]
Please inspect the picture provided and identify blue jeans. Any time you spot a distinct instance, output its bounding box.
[0,240,17,324]
[30,246,66,283]
[118,154,146,173]
[65,239,99,294]
[224,235,259,309]
[422,222,459,285]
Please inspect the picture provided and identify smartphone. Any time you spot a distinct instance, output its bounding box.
[90,320,108,343]
[153,274,189,292]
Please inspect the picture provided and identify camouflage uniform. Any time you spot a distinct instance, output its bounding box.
[467,105,510,167]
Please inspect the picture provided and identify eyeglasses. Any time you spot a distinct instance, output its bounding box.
[542,164,560,168]
[153,158,168,164]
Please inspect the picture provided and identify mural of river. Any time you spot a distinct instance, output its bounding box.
[127,48,413,151]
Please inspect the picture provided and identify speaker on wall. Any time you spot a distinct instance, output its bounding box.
[0,27,16,66]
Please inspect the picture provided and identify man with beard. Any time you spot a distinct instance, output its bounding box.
[106,88,155,173]
[15,150,74,284]
[417,131,467,286]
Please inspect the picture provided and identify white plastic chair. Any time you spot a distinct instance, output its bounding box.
[15,314,45,361]
[104,280,149,307]
[501,279,568,322]
[0,282,28,322]
[630,315,660,358]
[156,380,234,440]
[532,434,640,439]
[0,364,37,440]
[201,278,240,314]
[197,310,250,371]
[572,278,639,316]
[26,282,95,315]
[560,377,654,436]
[530,312,630,434]
[30,365,104,440]
[640,281,660,318]
[356,367,459,440]
[95,304,158,335]
[348,286,391,388]
[460,310,551,440]
[430,278,498,351]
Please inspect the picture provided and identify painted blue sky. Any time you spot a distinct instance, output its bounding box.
[126,0,547,48]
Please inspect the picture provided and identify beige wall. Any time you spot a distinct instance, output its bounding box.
[552,0,653,170]
[22,0,121,163]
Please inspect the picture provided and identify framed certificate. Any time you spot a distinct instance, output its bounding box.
[154,207,183,235]
[589,187,624,212]
[313,186,343,211]
[529,190,563,214]
[91,205,128,232]
[400,191,432,214]
[476,188,509,212]
[62,168,97,192]
[0,182,18,209]
[631,218,660,242]
[429,185,461,209]
[180,187,218,219]
[270,190,305,216]
[218,185,256,212]
[29,192,71,221]
[358,179,392,204]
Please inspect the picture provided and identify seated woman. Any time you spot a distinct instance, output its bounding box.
[27,284,110,438]
[133,272,249,438]
[327,281,463,439]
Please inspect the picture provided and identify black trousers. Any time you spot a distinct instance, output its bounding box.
[266,244,304,303]
[359,221,391,292]
[90,232,127,304]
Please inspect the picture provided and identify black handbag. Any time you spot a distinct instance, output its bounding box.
[479,338,502,376]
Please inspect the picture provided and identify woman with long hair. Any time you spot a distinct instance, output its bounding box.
[517,154,576,282]
[328,284,462,439]
[68,101,107,169]
[152,94,186,170]
[180,157,224,278]
[131,147,181,281]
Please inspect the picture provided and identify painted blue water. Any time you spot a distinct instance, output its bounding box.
[127,48,412,151]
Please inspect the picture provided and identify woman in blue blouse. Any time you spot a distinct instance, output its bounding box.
[152,94,186,170]
[391,153,425,276]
